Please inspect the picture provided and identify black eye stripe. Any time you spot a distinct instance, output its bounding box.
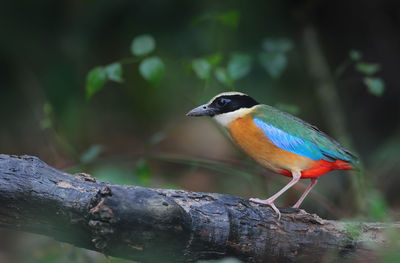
[209,94,259,114]
[216,98,230,106]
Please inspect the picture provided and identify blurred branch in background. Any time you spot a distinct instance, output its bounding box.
[301,24,394,224]
[301,25,366,214]
[302,26,352,141]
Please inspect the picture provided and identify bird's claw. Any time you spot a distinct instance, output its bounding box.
[249,198,281,220]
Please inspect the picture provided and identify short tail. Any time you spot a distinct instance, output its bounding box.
[333,159,357,171]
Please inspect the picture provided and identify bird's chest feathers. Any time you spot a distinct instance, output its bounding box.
[227,115,314,173]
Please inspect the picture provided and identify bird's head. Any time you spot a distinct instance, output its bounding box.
[187,92,259,127]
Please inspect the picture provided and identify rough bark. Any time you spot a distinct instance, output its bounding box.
[0,154,397,262]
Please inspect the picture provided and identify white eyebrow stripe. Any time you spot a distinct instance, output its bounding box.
[207,92,247,104]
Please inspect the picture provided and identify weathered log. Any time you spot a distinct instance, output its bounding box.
[0,154,397,262]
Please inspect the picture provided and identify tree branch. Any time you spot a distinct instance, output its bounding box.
[0,154,397,262]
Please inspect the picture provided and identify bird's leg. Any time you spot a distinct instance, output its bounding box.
[292,178,318,208]
[250,171,302,219]
[249,197,281,218]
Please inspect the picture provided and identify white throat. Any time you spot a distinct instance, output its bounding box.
[212,107,255,127]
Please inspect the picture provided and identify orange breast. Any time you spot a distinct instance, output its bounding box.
[228,114,316,176]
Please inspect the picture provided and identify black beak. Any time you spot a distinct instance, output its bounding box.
[186,104,217,117]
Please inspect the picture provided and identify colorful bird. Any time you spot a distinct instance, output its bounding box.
[187,92,357,218]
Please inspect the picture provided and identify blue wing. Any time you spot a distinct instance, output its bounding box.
[253,118,325,161]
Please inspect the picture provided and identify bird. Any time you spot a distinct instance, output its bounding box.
[187,92,358,218]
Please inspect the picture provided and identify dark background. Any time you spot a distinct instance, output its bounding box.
[0,0,399,262]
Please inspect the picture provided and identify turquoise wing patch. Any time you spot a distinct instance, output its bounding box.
[253,118,324,161]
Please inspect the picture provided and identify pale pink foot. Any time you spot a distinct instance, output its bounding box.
[249,198,281,220]
[250,171,302,220]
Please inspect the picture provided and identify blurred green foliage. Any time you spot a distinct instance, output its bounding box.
[365,190,389,221]
[356,62,381,75]
[80,144,105,165]
[336,49,386,97]
[86,34,164,98]
[193,9,240,28]
[190,37,293,90]
[131,34,156,56]
[139,56,165,86]
[259,38,293,78]
[104,63,123,83]
[86,67,108,99]
[364,77,385,97]
[92,159,151,186]
[227,53,252,80]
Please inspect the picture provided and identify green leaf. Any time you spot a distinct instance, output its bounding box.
[205,52,223,67]
[355,62,381,75]
[192,58,211,80]
[262,38,293,53]
[149,131,166,146]
[139,56,165,86]
[259,52,287,78]
[80,144,104,164]
[215,67,234,87]
[86,66,107,99]
[40,118,52,130]
[192,53,223,81]
[227,53,252,80]
[43,102,53,115]
[134,159,151,187]
[105,62,123,83]
[364,77,385,97]
[131,34,156,56]
[366,191,388,220]
[214,10,240,28]
[349,50,362,61]
[193,10,240,28]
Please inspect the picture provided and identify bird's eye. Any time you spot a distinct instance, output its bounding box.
[216,98,230,107]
